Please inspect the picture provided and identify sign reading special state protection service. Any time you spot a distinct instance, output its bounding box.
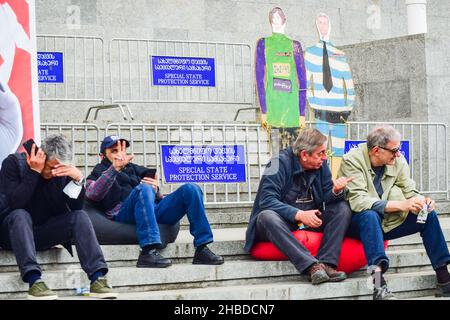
[151,56,215,87]
[344,140,410,164]
[160,145,246,184]
[37,52,63,83]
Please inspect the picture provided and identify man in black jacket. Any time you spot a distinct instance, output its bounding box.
[0,134,117,300]
[244,128,353,285]
[86,135,224,268]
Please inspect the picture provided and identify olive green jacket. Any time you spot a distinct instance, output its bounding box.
[337,143,421,233]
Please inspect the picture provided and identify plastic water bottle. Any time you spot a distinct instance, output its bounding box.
[75,287,90,296]
[416,204,429,224]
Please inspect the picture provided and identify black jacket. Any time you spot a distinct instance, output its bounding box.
[243,147,344,252]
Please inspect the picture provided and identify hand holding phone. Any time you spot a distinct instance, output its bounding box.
[22,139,46,173]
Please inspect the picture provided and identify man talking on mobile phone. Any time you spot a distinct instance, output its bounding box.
[86,135,224,268]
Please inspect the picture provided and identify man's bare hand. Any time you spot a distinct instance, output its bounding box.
[332,176,354,194]
[26,144,46,173]
[141,174,158,192]
[112,140,134,171]
[401,197,425,213]
[295,209,322,228]
[424,197,435,212]
[52,164,82,181]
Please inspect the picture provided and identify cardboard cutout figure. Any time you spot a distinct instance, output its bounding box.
[305,13,355,176]
[255,7,307,129]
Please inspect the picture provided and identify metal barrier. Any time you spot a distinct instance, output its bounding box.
[37,35,105,102]
[343,121,449,199]
[105,123,270,204]
[109,39,253,105]
[39,120,449,203]
[40,123,101,177]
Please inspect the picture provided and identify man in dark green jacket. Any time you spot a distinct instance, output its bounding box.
[244,128,353,285]
[338,125,450,300]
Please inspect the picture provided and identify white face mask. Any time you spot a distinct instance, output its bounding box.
[271,12,286,34]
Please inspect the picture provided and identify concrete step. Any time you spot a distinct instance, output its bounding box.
[57,271,440,300]
[185,201,450,229]
[1,222,450,270]
[0,244,446,300]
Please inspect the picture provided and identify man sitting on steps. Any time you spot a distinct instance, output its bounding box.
[244,128,353,285]
[86,135,224,268]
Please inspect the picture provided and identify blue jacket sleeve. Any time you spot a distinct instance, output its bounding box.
[258,158,299,224]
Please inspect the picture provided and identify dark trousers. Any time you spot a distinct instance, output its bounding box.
[254,200,352,274]
[0,209,108,282]
[347,210,450,272]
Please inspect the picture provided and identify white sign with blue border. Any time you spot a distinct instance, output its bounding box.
[151,56,215,87]
[37,52,63,83]
[160,145,246,184]
[344,140,410,164]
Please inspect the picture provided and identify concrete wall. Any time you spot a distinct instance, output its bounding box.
[35,0,410,124]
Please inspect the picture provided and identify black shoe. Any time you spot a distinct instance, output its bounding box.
[373,285,397,300]
[436,281,450,297]
[193,246,224,265]
[136,249,172,268]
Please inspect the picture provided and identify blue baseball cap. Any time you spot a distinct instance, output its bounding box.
[100,135,130,154]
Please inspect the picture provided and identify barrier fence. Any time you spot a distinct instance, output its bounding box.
[40,121,449,203]
[109,38,253,105]
[37,35,106,103]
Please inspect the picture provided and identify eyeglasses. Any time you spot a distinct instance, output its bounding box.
[377,145,401,155]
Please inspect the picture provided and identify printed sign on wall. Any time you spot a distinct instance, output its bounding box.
[151,56,215,87]
[161,145,246,184]
[37,52,63,83]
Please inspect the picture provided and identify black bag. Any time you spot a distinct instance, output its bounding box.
[314,109,350,124]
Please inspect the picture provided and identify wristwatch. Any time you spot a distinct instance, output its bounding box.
[73,176,85,186]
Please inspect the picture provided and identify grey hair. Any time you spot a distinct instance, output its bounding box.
[293,128,327,155]
[367,125,401,149]
[40,134,73,163]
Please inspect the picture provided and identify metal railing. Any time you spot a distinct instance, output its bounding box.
[40,120,449,203]
[109,38,253,105]
[37,35,106,103]
[105,123,270,204]
[40,123,101,177]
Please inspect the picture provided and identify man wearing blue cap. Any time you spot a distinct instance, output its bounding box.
[86,135,224,268]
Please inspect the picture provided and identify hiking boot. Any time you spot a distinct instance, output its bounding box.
[193,246,224,265]
[136,249,172,268]
[307,263,330,285]
[27,280,58,300]
[373,285,397,300]
[89,277,118,299]
[322,263,347,282]
[436,281,450,297]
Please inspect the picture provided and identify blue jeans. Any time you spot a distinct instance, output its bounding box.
[347,210,450,272]
[114,183,214,248]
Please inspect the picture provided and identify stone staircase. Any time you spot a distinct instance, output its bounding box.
[1,201,450,300]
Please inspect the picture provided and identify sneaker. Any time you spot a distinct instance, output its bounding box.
[27,280,58,300]
[193,246,224,265]
[435,281,450,297]
[89,277,118,299]
[373,285,397,300]
[307,263,330,285]
[136,249,172,268]
[322,263,347,282]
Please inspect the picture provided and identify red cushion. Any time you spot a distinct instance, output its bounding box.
[250,230,389,274]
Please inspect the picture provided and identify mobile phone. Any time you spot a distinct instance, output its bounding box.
[22,139,38,156]
[140,168,157,179]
